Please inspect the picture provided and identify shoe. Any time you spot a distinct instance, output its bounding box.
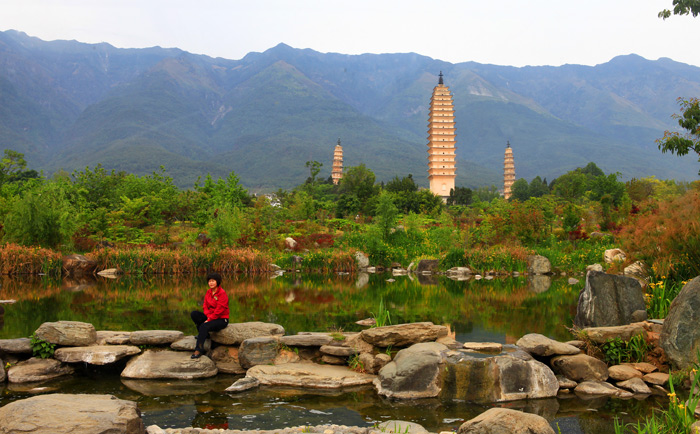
[191,352,202,359]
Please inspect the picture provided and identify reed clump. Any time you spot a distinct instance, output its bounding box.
[0,243,62,276]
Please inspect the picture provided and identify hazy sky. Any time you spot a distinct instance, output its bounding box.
[2,0,699,67]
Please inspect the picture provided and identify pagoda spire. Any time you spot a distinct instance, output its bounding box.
[427,72,456,202]
[332,138,344,185]
[438,71,444,85]
[503,141,515,200]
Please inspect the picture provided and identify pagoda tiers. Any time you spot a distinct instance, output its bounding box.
[427,72,456,200]
[503,141,515,199]
[331,139,343,185]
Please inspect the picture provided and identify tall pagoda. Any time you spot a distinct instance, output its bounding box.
[503,141,515,200]
[427,72,456,200]
[331,138,343,185]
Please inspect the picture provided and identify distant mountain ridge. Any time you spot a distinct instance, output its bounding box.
[1,29,698,190]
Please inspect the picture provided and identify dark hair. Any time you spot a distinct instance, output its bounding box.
[206,272,222,287]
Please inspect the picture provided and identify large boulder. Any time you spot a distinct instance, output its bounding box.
[416,259,440,274]
[7,357,74,383]
[457,408,555,434]
[550,353,608,382]
[62,254,98,276]
[516,333,580,357]
[375,342,447,399]
[210,346,246,374]
[442,348,559,402]
[0,394,144,434]
[238,336,279,369]
[34,321,96,346]
[54,345,141,365]
[121,350,217,379]
[660,276,700,370]
[574,271,647,327]
[354,251,370,268]
[527,255,552,275]
[210,321,285,345]
[0,337,32,354]
[360,322,448,347]
[246,362,375,388]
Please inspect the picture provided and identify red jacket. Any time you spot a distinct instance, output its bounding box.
[203,286,229,321]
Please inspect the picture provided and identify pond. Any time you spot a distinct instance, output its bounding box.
[0,272,661,433]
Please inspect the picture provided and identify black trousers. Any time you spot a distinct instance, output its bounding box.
[190,311,228,352]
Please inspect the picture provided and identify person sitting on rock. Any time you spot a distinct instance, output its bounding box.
[190,272,229,359]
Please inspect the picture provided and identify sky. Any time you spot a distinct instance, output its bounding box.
[1,0,699,68]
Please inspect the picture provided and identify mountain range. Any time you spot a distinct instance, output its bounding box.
[1,29,699,191]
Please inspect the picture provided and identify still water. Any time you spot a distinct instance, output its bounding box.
[0,273,660,433]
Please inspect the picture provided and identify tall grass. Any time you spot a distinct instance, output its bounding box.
[0,243,62,276]
[645,277,686,319]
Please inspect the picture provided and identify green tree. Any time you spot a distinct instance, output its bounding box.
[0,150,38,184]
[447,186,472,206]
[529,176,549,198]
[374,191,398,241]
[510,178,530,201]
[657,97,700,174]
[659,0,700,19]
[338,164,377,214]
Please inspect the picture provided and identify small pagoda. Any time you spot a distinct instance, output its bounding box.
[427,72,456,201]
[331,139,343,185]
[503,141,515,199]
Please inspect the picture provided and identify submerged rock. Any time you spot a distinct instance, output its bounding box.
[246,362,375,388]
[457,407,555,434]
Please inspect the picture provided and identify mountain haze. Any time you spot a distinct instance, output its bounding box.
[1,30,698,190]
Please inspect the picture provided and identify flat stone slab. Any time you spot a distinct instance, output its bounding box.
[320,344,357,357]
[54,345,141,365]
[360,322,448,347]
[617,377,651,394]
[516,333,581,357]
[643,372,669,386]
[96,331,131,345]
[170,336,211,352]
[7,357,75,383]
[129,330,184,346]
[0,337,32,354]
[463,342,503,352]
[575,380,633,397]
[623,362,657,373]
[210,321,285,345]
[35,321,96,346]
[582,323,647,344]
[121,349,217,379]
[246,362,375,389]
[279,333,334,347]
[608,364,643,381]
[0,393,143,434]
[225,377,261,393]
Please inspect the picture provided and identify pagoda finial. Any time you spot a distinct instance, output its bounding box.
[438,71,444,85]
[506,140,511,148]
[337,138,341,146]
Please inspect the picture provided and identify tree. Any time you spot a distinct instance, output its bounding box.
[657,97,700,174]
[338,164,377,209]
[374,191,398,241]
[0,150,38,184]
[447,186,472,206]
[509,178,530,201]
[304,160,323,190]
[659,0,700,19]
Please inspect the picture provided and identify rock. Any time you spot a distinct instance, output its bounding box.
[374,342,447,399]
[587,263,604,272]
[624,261,647,278]
[280,333,334,347]
[238,336,279,369]
[0,394,143,434]
[557,375,577,389]
[121,349,217,379]
[345,333,375,354]
[354,251,370,268]
[97,268,120,277]
[0,359,5,382]
[574,271,647,327]
[285,237,297,249]
[446,267,472,277]
[604,248,627,263]
[527,255,552,275]
[35,320,97,346]
[247,362,375,388]
[392,268,408,276]
[616,377,651,394]
[568,278,580,285]
[516,333,580,357]
[608,365,644,381]
[7,357,74,383]
[416,259,440,274]
[210,321,285,345]
[457,407,555,434]
[642,372,669,386]
[225,377,260,393]
[442,348,559,402]
[527,275,552,293]
[209,346,246,374]
[121,378,218,396]
[550,353,608,382]
[54,345,141,365]
[660,276,700,369]
[623,362,657,374]
[321,354,346,365]
[581,323,647,344]
[320,344,357,357]
[170,335,211,352]
[0,337,32,354]
[62,254,98,276]
[96,331,131,345]
[129,330,184,346]
[375,421,429,434]
[360,322,448,347]
[692,421,700,434]
[463,342,503,352]
[575,380,632,397]
[275,349,300,365]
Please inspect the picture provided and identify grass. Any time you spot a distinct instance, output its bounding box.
[645,277,686,319]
